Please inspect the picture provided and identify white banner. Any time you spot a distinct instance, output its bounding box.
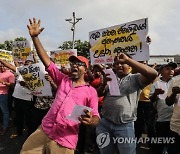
[17,63,52,96]
[89,18,149,64]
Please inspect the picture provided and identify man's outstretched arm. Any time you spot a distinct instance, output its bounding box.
[0,59,16,72]
[27,18,50,68]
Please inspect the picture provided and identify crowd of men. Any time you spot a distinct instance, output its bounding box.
[0,18,180,154]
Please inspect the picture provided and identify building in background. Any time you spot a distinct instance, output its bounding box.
[149,55,180,66]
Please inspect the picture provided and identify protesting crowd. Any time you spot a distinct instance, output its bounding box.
[0,17,180,154]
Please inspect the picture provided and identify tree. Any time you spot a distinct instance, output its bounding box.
[58,40,90,59]
[0,37,27,51]
[0,44,6,49]
[4,40,13,51]
[0,40,13,51]
[14,37,26,41]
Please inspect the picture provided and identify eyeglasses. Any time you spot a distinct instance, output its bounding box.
[70,61,86,67]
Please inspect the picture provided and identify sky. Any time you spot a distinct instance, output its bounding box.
[0,0,180,55]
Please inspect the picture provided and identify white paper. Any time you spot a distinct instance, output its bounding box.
[104,69,121,96]
[66,105,92,123]
[157,81,168,100]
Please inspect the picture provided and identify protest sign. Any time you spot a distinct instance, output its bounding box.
[50,49,77,68]
[12,40,33,63]
[17,63,52,96]
[0,49,13,64]
[89,18,149,64]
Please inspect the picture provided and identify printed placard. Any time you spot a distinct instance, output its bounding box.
[50,49,77,68]
[89,18,149,64]
[17,63,52,96]
[12,40,33,63]
[0,49,13,64]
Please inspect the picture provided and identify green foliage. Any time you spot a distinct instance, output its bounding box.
[0,44,6,49]
[0,37,27,51]
[14,37,26,41]
[0,40,13,51]
[58,40,90,59]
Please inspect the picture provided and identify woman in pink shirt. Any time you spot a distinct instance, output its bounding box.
[21,18,100,154]
[0,64,15,135]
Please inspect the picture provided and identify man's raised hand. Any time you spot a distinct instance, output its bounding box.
[27,18,44,37]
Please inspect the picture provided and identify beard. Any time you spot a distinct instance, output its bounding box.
[71,71,84,81]
[70,66,86,81]
[71,75,80,81]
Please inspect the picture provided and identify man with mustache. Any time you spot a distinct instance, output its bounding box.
[21,18,100,154]
[96,53,158,154]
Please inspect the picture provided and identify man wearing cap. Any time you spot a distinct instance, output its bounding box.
[21,18,100,154]
[150,62,177,154]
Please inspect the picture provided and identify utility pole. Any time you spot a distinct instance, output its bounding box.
[65,12,82,49]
